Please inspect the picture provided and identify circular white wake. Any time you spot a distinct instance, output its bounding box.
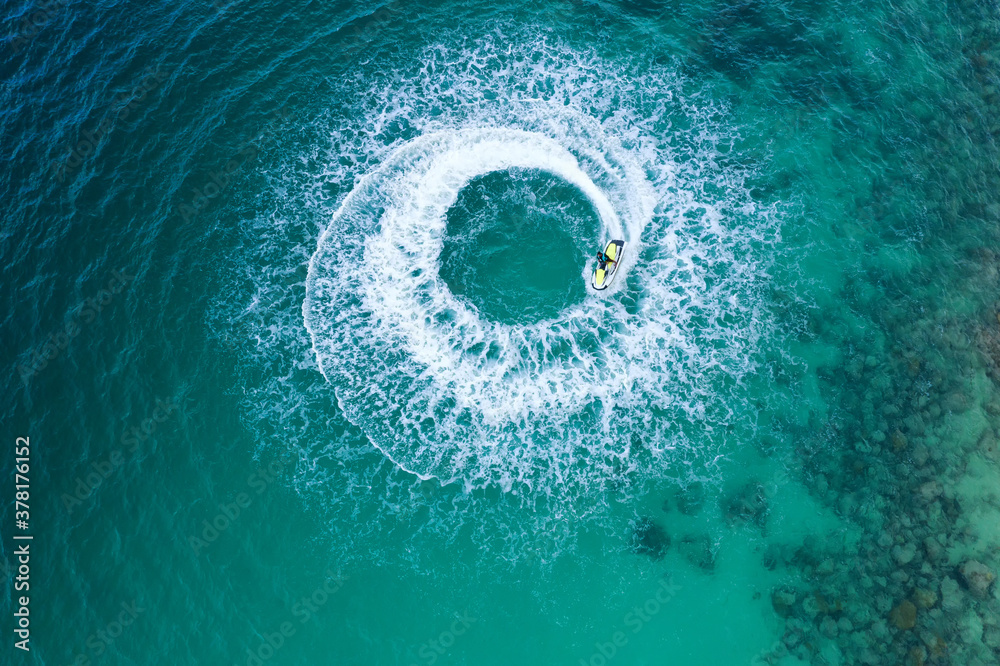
[305,115,659,482]
[300,39,777,491]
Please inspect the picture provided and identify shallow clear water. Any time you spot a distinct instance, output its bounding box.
[2,0,999,664]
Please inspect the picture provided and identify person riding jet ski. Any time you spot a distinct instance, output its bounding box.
[596,250,615,271]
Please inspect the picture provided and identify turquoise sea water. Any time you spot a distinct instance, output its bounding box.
[2,0,1000,664]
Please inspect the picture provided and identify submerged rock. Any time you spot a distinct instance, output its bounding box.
[890,599,917,630]
[871,619,890,640]
[923,536,944,562]
[905,646,927,666]
[892,429,909,452]
[983,624,1000,651]
[630,517,669,560]
[675,482,705,516]
[940,576,963,611]
[919,631,947,658]
[917,480,942,502]
[802,593,821,618]
[959,560,996,598]
[771,588,796,618]
[782,625,803,649]
[721,481,768,529]
[959,609,984,644]
[893,542,917,566]
[912,587,938,609]
[978,430,999,461]
[678,533,716,572]
[943,391,969,413]
[762,543,785,570]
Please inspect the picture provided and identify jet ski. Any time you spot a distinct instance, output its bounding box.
[592,240,625,291]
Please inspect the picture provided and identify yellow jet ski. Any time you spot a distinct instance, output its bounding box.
[592,240,625,291]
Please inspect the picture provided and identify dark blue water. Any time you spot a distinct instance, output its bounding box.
[2,1,1000,664]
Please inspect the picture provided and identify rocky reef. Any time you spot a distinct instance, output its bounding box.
[754,255,1000,665]
[631,516,670,560]
[742,0,1000,661]
[722,481,769,532]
